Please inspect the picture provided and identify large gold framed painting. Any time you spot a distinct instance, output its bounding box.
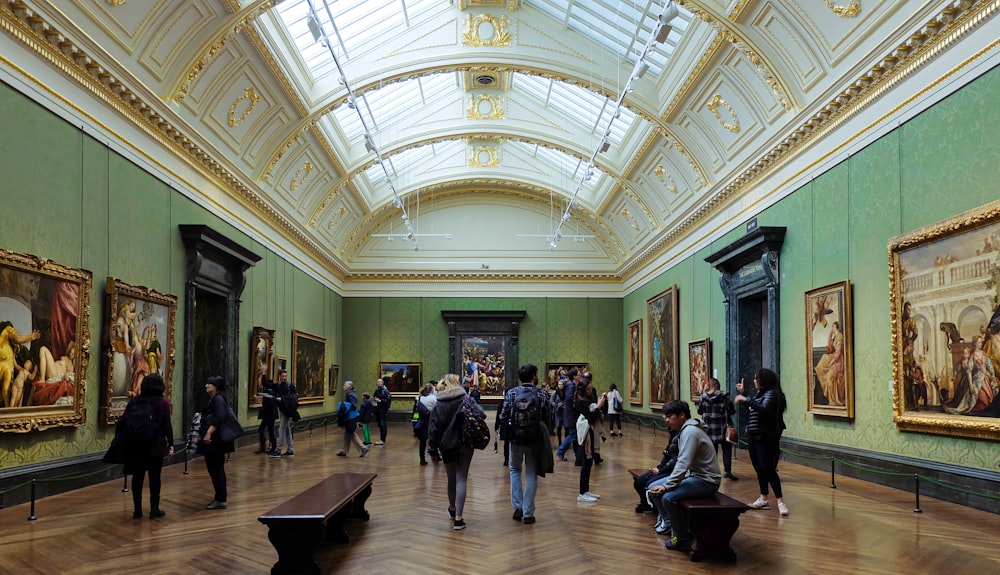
[103,278,177,424]
[890,199,1000,440]
[647,286,678,409]
[0,249,92,432]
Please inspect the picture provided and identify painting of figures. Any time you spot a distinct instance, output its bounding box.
[462,335,507,397]
[292,330,326,404]
[628,320,642,405]
[805,281,854,418]
[688,338,711,403]
[647,286,678,409]
[104,278,176,423]
[890,199,1000,440]
[0,249,91,432]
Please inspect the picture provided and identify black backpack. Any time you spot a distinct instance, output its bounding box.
[120,399,157,447]
[507,386,542,445]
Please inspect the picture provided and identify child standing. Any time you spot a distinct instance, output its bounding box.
[360,392,374,445]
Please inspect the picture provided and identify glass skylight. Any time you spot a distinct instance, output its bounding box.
[514,73,637,146]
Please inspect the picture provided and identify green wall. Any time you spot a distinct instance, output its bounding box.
[341,297,623,398]
[624,65,1000,473]
[0,80,342,470]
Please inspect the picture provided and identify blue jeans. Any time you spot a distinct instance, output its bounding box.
[509,443,539,517]
[275,413,293,452]
[660,477,719,541]
[555,428,577,457]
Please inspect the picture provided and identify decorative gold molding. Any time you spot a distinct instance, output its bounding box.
[707,94,740,133]
[620,207,640,232]
[467,94,504,119]
[654,164,678,194]
[623,187,658,231]
[469,145,500,167]
[823,0,862,18]
[105,0,128,6]
[462,14,511,47]
[458,0,521,10]
[346,271,621,284]
[227,87,260,127]
[289,161,314,191]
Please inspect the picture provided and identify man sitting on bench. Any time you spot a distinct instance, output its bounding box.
[647,400,721,552]
[633,428,679,514]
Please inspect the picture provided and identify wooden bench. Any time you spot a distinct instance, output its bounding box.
[258,472,377,575]
[628,469,748,563]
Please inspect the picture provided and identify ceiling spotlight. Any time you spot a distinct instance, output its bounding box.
[307,11,322,42]
[549,241,557,250]
[413,245,420,252]
[364,134,374,152]
[634,61,650,79]
[561,212,571,223]
[347,94,356,109]
[393,198,402,208]
[659,2,679,25]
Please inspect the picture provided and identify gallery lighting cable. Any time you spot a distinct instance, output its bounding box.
[547,0,680,251]
[303,0,422,250]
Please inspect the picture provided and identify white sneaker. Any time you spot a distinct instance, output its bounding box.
[778,502,789,516]
[584,491,601,499]
[655,520,671,535]
[747,497,770,510]
[374,441,384,445]
[577,493,598,502]
[653,518,663,532]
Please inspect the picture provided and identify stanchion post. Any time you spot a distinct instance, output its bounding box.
[183,448,190,475]
[913,474,922,513]
[122,473,129,493]
[28,479,37,521]
[830,459,837,489]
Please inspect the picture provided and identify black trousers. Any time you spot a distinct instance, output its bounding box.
[258,417,276,449]
[131,455,164,512]
[204,452,227,502]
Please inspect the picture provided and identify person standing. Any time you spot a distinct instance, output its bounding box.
[373,377,392,445]
[256,363,278,455]
[428,373,476,530]
[271,369,298,457]
[550,379,567,443]
[117,373,173,519]
[199,376,234,509]
[606,383,624,436]
[647,400,721,551]
[360,392,375,445]
[555,368,582,461]
[337,381,370,457]
[413,383,437,465]
[735,368,789,516]
[573,376,605,502]
[698,377,739,480]
[498,363,552,524]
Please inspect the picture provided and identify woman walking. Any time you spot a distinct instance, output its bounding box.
[199,376,234,509]
[428,373,478,530]
[337,381,370,457]
[735,368,788,515]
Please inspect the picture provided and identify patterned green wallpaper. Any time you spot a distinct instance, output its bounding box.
[624,65,1000,472]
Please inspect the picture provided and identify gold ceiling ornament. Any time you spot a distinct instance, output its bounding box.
[620,207,641,232]
[469,145,500,167]
[823,0,862,18]
[105,0,128,6]
[467,94,505,119]
[289,161,314,191]
[458,0,521,10]
[327,206,347,230]
[653,164,679,194]
[707,94,741,133]
[174,0,286,101]
[227,87,260,127]
[621,188,658,233]
[462,14,511,47]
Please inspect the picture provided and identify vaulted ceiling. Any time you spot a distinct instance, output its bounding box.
[1,0,990,292]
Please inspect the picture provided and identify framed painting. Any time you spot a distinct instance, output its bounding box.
[103,278,177,423]
[806,281,854,418]
[688,338,711,403]
[328,364,340,396]
[0,249,92,432]
[379,362,422,397]
[890,199,1000,440]
[272,355,287,382]
[628,320,642,405]
[248,327,274,409]
[291,330,326,405]
[462,335,508,398]
[544,363,589,389]
[647,285,679,409]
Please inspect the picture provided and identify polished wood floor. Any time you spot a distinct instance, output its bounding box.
[1,421,998,574]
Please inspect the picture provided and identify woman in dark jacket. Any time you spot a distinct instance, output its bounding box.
[698,377,739,480]
[735,367,788,516]
[573,376,606,502]
[119,373,173,519]
[427,373,476,530]
[337,381,369,457]
[551,380,567,442]
[198,376,234,509]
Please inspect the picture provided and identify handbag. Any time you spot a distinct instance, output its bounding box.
[216,406,246,443]
[575,414,590,439]
[725,424,738,444]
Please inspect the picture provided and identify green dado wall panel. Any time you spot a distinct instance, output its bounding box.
[624,65,1000,474]
[339,297,622,401]
[0,81,341,474]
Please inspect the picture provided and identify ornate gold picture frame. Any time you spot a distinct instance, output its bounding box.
[0,249,92,432]
[249,326,274,409]
[890,199,1000,440]
[688,338,711,403]
[647,286,679,409]
[628,319,642,405]
[805,281,854,418]
[103,277,177,424]
[291,330,326,405]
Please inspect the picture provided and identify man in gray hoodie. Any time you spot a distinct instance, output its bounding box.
[648,400,721,552]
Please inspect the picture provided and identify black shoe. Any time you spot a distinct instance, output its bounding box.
[635,502,652,513]
[522,515,536,524]
[513,509,523,521]
[133,510,143,519]
[284,450,294,457]
[149,510,166,519]
[724,472,739,481]
[453,519,466,530]
[448,506,456,518]
[593,455,604,465]
[420,460,428,465]
[269,451,282,458]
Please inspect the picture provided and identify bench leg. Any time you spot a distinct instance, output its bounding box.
[689,513,740,563]
[266,520,324,575]
[324,484,374,543]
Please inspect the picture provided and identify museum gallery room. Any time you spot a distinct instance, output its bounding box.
[1,1,999,574]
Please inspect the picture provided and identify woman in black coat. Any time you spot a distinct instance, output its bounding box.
[427,373,477,530]
[198,376,234,509]
[735,367,788,516]
[118,373,173,519]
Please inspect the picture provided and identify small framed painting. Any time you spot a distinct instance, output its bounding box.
[688,338,711,403]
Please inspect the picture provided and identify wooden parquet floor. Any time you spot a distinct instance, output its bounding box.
[1,421,998,574]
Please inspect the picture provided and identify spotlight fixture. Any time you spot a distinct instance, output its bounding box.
[634,61,649,79]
